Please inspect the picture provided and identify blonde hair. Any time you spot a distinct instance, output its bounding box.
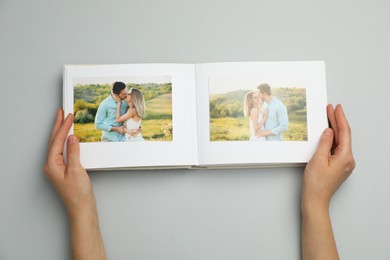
[128,88,145,118]
[244,91,257,117]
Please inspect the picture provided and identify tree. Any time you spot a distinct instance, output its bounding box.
[74,109,94,124]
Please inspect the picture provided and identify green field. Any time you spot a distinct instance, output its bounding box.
[210,112,307,141]
[144,93,172,119]
[210,117,250,141]
[75,119,173,142]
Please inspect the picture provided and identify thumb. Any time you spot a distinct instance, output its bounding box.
[67,135,81,166]
[312,128,334,162]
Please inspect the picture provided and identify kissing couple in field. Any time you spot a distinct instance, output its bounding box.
[95,81,146,142]
[244,83,289,141]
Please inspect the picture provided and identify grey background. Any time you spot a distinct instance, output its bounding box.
[0,0,389,259]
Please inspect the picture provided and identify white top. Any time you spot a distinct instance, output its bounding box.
[124,118,144,142]
[249,107,266,141]
[124,117,141,130]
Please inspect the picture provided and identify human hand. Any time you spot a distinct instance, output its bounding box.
[129,128,139,137]
[45,108,107,260]
[112,125,126,134]
[113,94,121,104]
[302,104,355,211]
[118,125,126,134]
[255,130,266,137]
[256,129,272,137]
[44,109,96,219]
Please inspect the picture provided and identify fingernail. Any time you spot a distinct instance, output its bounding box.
[68,135,78,144]
[64,113,73,119]
[324,128,333,136]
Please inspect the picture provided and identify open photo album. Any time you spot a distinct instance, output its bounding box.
[63,61,328,170]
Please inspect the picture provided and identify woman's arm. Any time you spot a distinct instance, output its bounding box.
[113,95,132,123]
[115,98,122,122]
[301,104,355,260]
[124,127,136,135]
[124,125,141,137]
[258,108,268,129]
[116,109,133,123]
[45,109,107,260]
[250,108,260,131]
[112,95,130,123]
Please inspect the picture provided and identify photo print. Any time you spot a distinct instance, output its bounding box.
[209,76,308,142]
[73,76,173,143]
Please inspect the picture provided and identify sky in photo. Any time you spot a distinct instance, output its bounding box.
[209,76,306,94]
[74,75,171,85]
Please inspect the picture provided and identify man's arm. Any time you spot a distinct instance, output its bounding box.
[256,104,288,137]
[95,102,112,132]
[270,102,288,135]
[45,109,107,260]
[95,101,125,134]
[301,104,355,260]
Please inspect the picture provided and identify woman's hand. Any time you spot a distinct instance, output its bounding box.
[44,109,96,218]
[44,108,107,260]
[301,104,355,260]
[302,104,355,210]
[122,124,140,137]
[127,128,139,137]
[113,94,122,104]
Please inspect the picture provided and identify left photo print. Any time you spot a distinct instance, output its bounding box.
[73,76,173,143]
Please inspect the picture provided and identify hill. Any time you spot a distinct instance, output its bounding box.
[209,88,306,118]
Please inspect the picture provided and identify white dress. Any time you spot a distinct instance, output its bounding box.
[249,111,266,141]
[124,118,145,142]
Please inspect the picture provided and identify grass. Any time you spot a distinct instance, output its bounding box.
[210,113,308,141]
[144,94,172,119]
[210,117,250,141]
[75,118,173,142]
[74,123,101,142]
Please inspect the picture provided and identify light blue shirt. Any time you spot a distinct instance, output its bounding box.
[95,95,128,142]
[262,97,289,141]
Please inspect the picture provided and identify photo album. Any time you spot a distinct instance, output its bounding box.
[63,61,328,170]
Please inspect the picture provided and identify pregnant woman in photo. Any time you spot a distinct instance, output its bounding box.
[114,88,146,141]
[244,91,268,141]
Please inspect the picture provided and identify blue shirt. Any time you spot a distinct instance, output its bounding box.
[95,95,128,142]
[262,97,289,141]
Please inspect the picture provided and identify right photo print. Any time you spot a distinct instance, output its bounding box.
[209,76,307,142]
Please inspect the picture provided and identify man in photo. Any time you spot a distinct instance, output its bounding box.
[256,83,289,141]
[95,81,129,142]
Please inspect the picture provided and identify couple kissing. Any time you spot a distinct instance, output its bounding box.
[244,83,289,141]
[95,81,145,142]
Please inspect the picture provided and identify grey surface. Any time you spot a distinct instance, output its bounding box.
[1,0,389,259]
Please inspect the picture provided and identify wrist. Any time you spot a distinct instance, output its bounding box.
[68,202,98,224]
[301,195,330,217]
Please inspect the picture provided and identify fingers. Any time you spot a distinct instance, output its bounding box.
[311,128,334,164]
[333,104,352,155]
[48,113,74,163]
[49,108,64,147]
[67,135,81,167]
[335,104,351,146]
[329,105,356,176]
[327,104,339,154]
